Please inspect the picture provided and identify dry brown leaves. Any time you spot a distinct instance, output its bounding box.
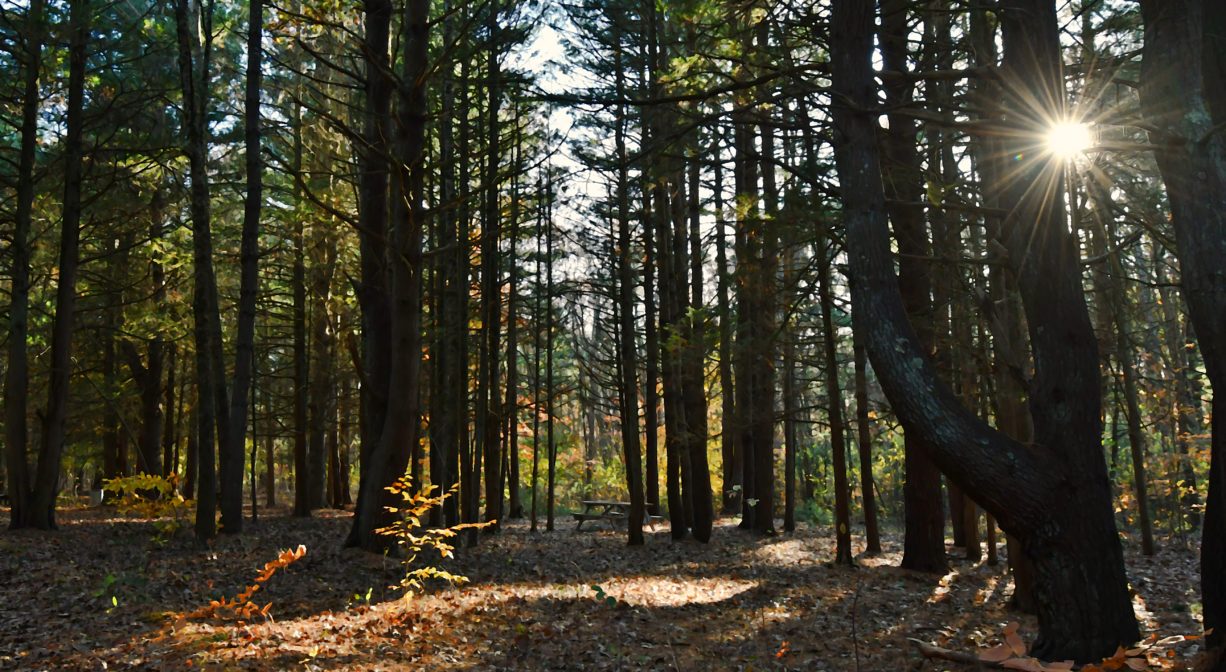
[0,504,1204,671]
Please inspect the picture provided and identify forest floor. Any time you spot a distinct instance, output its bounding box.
[0,502,1206,671]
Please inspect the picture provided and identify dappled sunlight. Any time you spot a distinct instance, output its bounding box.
[599,575,758,607]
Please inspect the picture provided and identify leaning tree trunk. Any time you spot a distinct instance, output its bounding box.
[830,0,1138,661]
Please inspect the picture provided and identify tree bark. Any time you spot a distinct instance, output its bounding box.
[853,330,882,554]
[1137,0,1226,659]
[29,0,89,530]
[3,0,44,530]
[831,0,1138,660]
[346,0,393,543]
[349,0,430,552]
[881,0,947,574]
[612,11,645,546]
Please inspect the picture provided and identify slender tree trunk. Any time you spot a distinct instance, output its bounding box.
[503,155,522,519]
[853,331,882,554]
[713,138,738,517]
[545,179,558,532]
[3,0,44,530]
[880,0,947,573]
[819,235,853,565]
[479,0,505,533]
[347,0,393,544]
[163,344,178,477]
[307,228,338,510]
[29,0,89,530]
[291,100,310,518]
[612,13,645,545]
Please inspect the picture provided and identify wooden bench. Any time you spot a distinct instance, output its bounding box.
[573,500,664,530]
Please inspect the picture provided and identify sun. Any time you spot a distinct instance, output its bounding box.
[1046,121,1094,159]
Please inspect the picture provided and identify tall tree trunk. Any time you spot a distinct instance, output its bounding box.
[642,183,662,518]
[545,179,558,531]
[683,114,712,543]
[480,0,505,533]
[831,0,1138,660]
[29,0,89,530]
[213,0,264,534]
[3,0,44,530]
[713,138,738,516]
[347,0,393,544]
[1138,0,1226,659]
[307,226,338,510]
[503,141,522,519]
[819,234,853,565]
[612,13,645,546]
[349,0,430,552]
[881,0,947,573]
[291,99,310,518]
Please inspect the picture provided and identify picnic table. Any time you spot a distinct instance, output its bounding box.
[572,500,664,530]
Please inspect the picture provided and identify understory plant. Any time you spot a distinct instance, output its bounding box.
[102,473,192,541]
[375,473,491,598]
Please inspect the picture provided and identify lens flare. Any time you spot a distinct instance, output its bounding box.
[1046,121,1093,159]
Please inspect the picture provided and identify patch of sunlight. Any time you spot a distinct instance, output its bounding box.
[750,538,824,566]
[927,569,960,604]
[599,576,758,608]
[973,576,999,607]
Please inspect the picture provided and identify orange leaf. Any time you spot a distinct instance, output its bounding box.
[980,644,1014,662]
[1007,632,1027,656]
[1004,622,1020,636]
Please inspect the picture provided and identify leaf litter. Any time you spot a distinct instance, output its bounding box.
[0,504,1203,670]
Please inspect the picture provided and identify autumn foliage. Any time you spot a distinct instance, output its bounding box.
[184,545,307,622]
[375,474,491,596]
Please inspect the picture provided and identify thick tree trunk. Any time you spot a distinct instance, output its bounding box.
[1138,0,1226,659]
[349,0,429,552]
[215,0,265,534]
[831,0,1138,660]
[29,0,88,530]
